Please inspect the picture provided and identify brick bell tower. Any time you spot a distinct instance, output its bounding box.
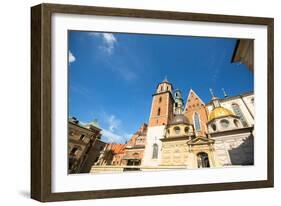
[148,77,174,127]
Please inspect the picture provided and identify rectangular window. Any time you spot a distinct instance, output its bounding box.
[70,147,78,156]
[79,134,85,140]
[152,144,158,159]
[194,112,201,132]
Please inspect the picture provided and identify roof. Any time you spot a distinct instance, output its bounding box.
[68,117,102,131]
[126,123,147,146]
[86,119,101,129]
[169,114,190,125]
[208,107,235,122]
[155,78,174,91]
[184,89,205,111]
[68,119,101,133]
[108,143,126,154]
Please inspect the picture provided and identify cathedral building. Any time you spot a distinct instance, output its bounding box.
[141,78,254,169]
[90,78,254,173]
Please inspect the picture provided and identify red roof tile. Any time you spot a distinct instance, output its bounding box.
[107,143,126,154]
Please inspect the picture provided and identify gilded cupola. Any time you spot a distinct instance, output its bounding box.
[208,89,234,121]
[208,107,235,122]
[207,89,243,133]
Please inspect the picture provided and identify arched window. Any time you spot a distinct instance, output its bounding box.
[234,119,240,127]
[157,108,161,116]
[194,112,201,132]
[184,127,189,134]
[136,137,142,143]
[174,126,180,134]
[167,129,170,135]
[211,123,216,131]
[231,103,248,127]
[220,119,229,128]
[79,134,85,140]
[152,143,158,159]
[70,146,79,156]
[159,97,162,103]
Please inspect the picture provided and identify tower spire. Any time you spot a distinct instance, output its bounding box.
[209,88,221,108]
[209,88,215,99]
[163,75,168,83]
[222,88,228,98]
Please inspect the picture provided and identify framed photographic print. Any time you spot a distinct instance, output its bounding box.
[31,3,274,202]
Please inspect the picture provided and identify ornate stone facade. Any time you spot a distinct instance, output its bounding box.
[68,117,104,174]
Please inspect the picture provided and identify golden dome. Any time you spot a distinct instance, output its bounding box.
[208,107,234,122]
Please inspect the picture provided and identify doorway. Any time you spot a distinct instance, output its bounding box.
[197,152,210,168]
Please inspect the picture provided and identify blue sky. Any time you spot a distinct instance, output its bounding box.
[68,31,253,143]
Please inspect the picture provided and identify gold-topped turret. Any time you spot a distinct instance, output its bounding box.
[208,88,234,121]
[208,107,234,122]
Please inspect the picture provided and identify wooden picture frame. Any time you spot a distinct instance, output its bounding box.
[31,3,274,202]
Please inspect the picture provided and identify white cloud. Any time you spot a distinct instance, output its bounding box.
[107,115,121,132]
[76,111,133,143]
[90,32,117,54]
[96,113,134,143]
[101,129,123,143]
[102,33,117,46]
[100,129,133,144]
[89,32,139,81]
[69,50,76,63]
[73,118,125,143]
